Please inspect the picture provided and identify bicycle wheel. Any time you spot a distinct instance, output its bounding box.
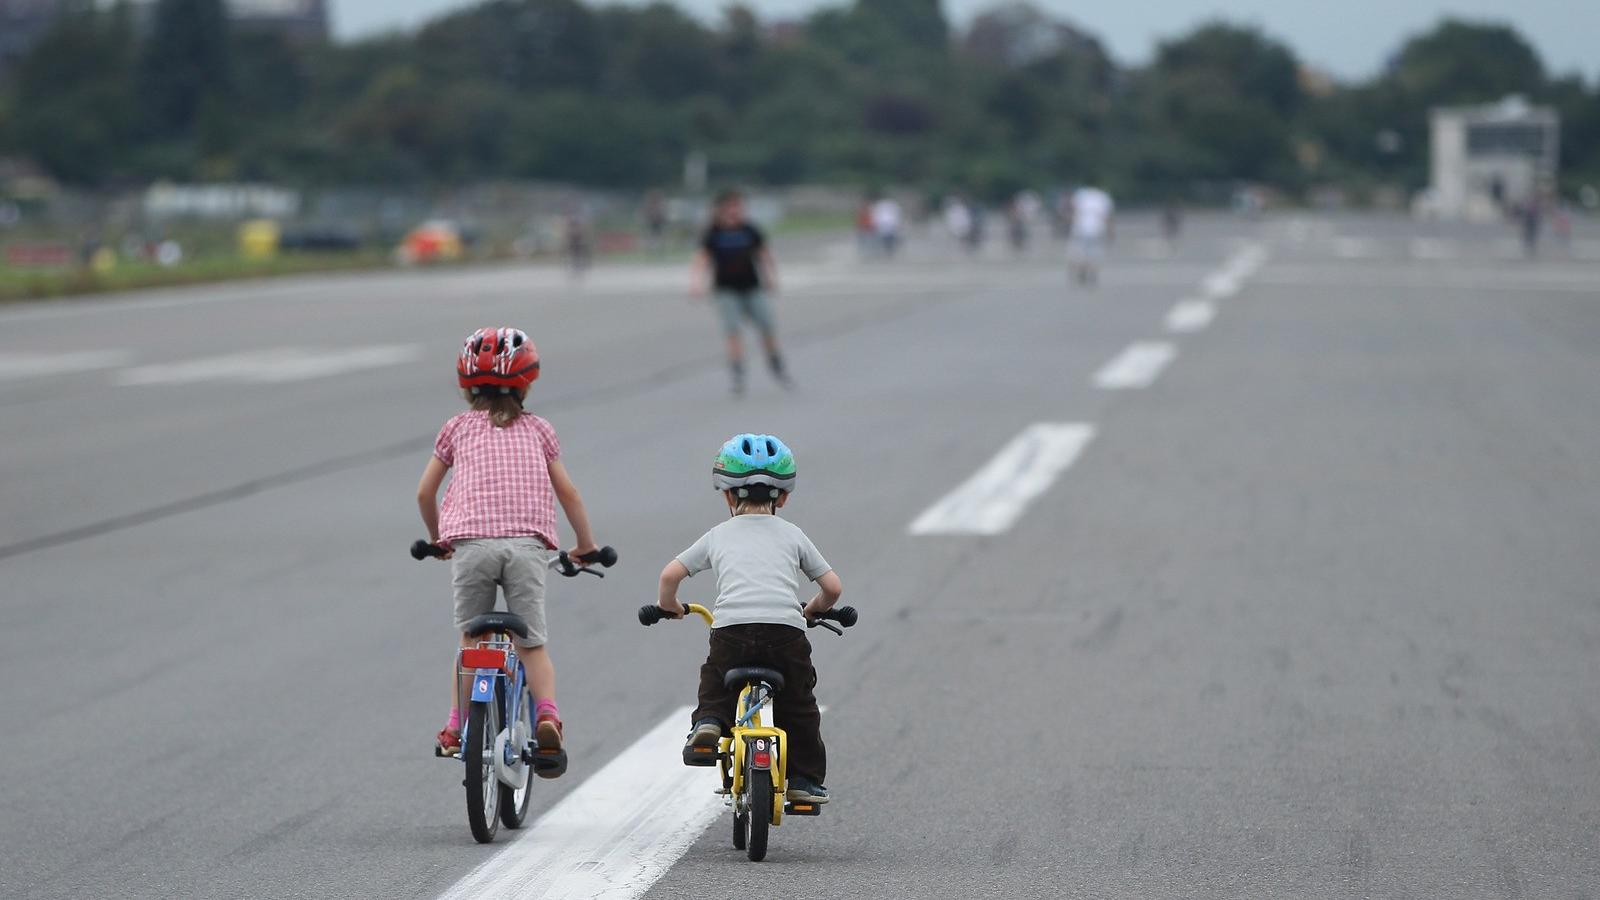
[464,699,501,843]
[499,688,534,829]
[744,768,771,862]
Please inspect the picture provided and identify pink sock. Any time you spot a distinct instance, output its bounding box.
[535,699,560,721]
[445,709,461,731]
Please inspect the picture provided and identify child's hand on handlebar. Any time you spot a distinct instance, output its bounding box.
[659,597,687,619]
[567,544,600,565]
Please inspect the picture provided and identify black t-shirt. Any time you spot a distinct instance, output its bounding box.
[701,223,766,290]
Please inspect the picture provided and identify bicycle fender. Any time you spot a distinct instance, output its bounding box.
[747,736,774,771]
[469,670,498,703]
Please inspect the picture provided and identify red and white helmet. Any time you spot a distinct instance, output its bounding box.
[457,327,540,394]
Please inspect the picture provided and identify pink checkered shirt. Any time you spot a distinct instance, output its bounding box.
[434,411,562,548]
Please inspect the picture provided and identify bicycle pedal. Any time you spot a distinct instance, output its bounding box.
[531,747,568,778]
[784,802,823,817]
[682,746,720,767]
[435,745,461,759]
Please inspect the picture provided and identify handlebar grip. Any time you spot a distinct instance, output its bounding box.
[638,605,672,626]
[819,606,858,627]
[410,540,446,560]
[577,546,618,568]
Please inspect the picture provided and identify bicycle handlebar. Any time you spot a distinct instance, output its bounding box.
[638,604,857,633]
[409,540,618,578]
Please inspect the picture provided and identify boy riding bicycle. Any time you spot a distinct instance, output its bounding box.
[655,434,843,803]
[417,327,601,764]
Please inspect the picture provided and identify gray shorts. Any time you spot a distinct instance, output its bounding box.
[451,538,550,648]
[714,288,775,337]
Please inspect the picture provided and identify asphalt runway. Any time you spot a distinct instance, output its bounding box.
[2,212,1597,899]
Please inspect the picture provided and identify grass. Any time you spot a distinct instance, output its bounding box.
[0,213,855,304]
[0,251,394,303]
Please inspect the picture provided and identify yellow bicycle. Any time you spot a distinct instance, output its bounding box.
[638,602,857,861]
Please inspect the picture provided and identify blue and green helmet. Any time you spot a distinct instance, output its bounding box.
[713,433,797,495]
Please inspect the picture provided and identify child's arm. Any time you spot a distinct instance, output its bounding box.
[690,248,712,296]
[802,570,843,620]
[548,459,599,558]
[657,560,691,618]
[416,457,452,558]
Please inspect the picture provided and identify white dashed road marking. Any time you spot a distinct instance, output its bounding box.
[909,423,1096,536]
[0,351,134,381]
[1093,341,1176,390]
[115,344,422,386]
[436,707,723,900]
[1165,299,1216,333]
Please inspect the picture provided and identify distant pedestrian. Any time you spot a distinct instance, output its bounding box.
[870,195,902,257]
[943,196,974,252]
[854,199,875,258]
[1066,182,1114,286]
[643,190,668,254]
[692,190,790,396]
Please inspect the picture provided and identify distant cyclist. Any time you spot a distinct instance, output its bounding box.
[1066,181,1115,286]
[692,190,791,395]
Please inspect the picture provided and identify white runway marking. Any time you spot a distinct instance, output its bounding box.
[909,423,1096,536]
[115,344,422,386]
[437,706,723,900]
[1334,237,1377,259]
[1165,299,1216,333]
[0,350,134,381]
[1093,341,1176,390]
[1410,238,1457,260]
[1201,243,1267,299]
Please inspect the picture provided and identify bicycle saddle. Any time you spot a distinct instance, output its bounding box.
[461,613,531,640]
[724,667,784,693]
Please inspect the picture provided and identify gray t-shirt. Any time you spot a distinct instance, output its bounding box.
[676,515,832,630]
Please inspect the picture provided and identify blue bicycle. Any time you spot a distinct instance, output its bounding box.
[411,540,617,843]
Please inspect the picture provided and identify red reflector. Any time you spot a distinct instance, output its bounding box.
[752,751,771,767]
[461,648,507,670]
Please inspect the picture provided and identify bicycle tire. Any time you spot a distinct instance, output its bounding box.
[465,700,500,843]
[499,688,534,829]
[745,768,771,861]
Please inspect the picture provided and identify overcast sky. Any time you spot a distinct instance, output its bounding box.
[330,0,1599,82]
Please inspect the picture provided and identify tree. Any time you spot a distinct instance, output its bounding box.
[1387,19,1544,107]
[138,0,233,139]
[9,4,137,183]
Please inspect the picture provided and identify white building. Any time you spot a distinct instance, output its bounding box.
[1427,96,1559,221]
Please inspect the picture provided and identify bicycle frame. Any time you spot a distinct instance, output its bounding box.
[458,635,527,775]
[682,604,792,828]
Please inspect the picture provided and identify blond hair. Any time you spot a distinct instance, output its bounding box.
[464,389,525,427]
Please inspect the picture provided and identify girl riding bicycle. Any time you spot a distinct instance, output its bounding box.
[655,434,842,803]
[417,327,600,764]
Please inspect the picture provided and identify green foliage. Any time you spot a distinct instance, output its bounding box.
[0,0,1593,198]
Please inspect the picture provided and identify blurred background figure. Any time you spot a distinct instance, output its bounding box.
[1065,181,1114,286]
[855,196,876,258]
[1006,190,1041,254]
[692,190,788,396]
[870,194,902,258]
[942,195,974,254]
[564,207,592,278]
[642,190,668,255]
[1161,199,1184,244]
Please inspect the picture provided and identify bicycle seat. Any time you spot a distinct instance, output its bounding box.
[461,613,531,640]
[724,667,784,693]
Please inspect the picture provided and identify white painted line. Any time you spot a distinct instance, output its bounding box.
[0,350,134,381]
[1200,243,1266,299]
[437,706,723,900]
[1093,341,1176,390]
[1164,299,1216,333]
[115,343,422,386]
[909,423,1096,536]
[1410,237,1457,260]
[1333,237,1376,259]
